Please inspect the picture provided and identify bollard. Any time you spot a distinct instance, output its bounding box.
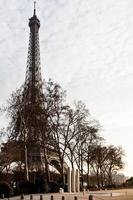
[59,188,64,194]
[20,194,24,199]
[51,195,54,200]
[110,193,112,197]
[1,194,4,199]
[83,188,85,195]
[74,196,78,200]
[30,194,33,200]
[62,196,65,200]
[40,194,43,200]
[89,195,93,200]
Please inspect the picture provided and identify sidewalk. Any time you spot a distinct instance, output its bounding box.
[8,189,130,200]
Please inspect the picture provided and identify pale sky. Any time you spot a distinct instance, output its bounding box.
[0,0,133,177]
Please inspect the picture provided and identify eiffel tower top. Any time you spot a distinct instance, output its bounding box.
[29,1,40,29]
[24,1,42,105]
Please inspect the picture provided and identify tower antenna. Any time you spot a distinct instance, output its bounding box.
[34,1,36,15]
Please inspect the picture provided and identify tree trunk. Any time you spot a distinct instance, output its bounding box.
[87,162,90,188]
[24,143,29,181]
[96,169,100,189]
[60,159,65,188]
[44,147,50,192]
[80,152,84,190]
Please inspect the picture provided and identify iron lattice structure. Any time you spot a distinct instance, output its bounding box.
[25,8,42,102]
[0,5,68,184]
[4,5,68,177]
[21,6,62,173]
[22,7,45,143]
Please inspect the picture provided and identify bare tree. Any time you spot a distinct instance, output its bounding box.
[103,145,124,185]
[87,144,125,188]
[3,79,67,185]
[2,78,124,191]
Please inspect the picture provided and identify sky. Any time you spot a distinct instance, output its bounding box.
[0,0,133,177]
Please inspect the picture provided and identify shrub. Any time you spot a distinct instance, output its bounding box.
[18,181,37,194]
[0,181,13,197]
[48,182,60,193]
[35,179,45,193]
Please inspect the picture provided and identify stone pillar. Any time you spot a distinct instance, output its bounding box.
[75,169,80,192]
[67,167,71,192]
[71,168,75,192]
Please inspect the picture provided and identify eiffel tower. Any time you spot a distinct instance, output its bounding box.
[16,2,47,181]
[22,2,44,142]
[20,2,65,181]
[1,2,68,185]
